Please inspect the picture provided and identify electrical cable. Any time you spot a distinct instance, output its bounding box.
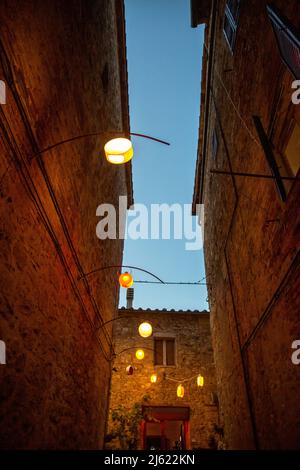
[134,280,208,285]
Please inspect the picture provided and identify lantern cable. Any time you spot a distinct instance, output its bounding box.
[29,131,170,161]
[79,265,210,286]
[95,314,151,331]
[113,346,154,357]
[164,373,204,383]
[78,265,165,284]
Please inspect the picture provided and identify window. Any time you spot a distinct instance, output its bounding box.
[143,406,190,450]
[154,338,175,366]
[268,72,300,199]
[267,4,300,80]
[223,0,241,52]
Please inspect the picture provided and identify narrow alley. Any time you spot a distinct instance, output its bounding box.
[0,0,299,458]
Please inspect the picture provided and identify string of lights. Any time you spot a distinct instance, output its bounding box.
[150,372,205,398]
[164,373,202,383]
[116,344,206,395]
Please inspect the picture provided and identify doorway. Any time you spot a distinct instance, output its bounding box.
[142,406,190,450]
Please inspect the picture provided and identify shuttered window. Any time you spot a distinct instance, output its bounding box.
[154,338,175,366]
[224,0,241,52]
[267,4,300,80]
[223,0,241,52]
[154,339,164,365]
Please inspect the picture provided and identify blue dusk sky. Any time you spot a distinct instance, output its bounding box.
[119,0,206,311]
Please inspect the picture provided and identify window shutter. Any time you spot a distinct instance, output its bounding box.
[223,0,241,52]
[154,339,163,365]
[228,0,240,20]
[166,339,175,366]
[224,14,235,50]
[267,4,300,80]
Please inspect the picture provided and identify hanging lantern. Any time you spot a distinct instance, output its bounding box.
[104,138,133,165]
[135,349,145,360]
[197,374,204,387]
[138,322,152,338]
[126,365,134,375]
[119,272,134,288]
[177,384,184,398]
[150,373,157,383]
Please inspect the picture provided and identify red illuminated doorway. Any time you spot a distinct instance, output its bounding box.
[142,406,190,450]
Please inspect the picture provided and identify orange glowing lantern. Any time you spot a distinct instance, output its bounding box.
[119,272,134,288]
[177,384,185,398]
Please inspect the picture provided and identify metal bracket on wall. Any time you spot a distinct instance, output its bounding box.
[210,169,300,182]
[252,115,287,201]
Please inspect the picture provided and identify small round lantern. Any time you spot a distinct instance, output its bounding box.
[138,322,152,338]
[104,138,133,165]
[135,349,145,360]
[119,272,134,288]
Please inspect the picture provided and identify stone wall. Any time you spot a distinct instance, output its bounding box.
[195,0,300,449]
[107,309,219,450]
[0,0,132,449]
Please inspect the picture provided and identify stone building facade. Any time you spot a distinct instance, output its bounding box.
[107,308,219,450]
[0,0,132,449]
[191,0,300,449]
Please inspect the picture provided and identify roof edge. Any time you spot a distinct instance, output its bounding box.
[115,0,134,207]
[118,307,210,315]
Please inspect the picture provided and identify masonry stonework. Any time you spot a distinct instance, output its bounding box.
[107,309,219,450]
[192,0,300,450]
[0,0,132,449]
